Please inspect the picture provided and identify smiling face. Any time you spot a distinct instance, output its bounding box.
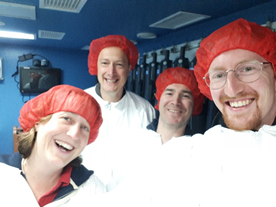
[97,46,131,102]
[33,112,90,168]
[158,83,194,129]
[209,49,276,130]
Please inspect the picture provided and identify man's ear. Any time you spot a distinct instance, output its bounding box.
[127,64,132,76]
[128,64,132,72]
[274,76,276,92]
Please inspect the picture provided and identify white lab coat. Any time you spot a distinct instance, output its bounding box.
[82,85,155,191]
[83,124,276,207]
[0,162,105,207]
[195,124,276,207]
[116,124,276,207]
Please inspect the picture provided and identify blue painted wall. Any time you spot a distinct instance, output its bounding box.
[0,44,96,153]
[1,1,276,154]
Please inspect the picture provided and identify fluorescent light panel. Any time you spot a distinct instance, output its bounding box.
[0,2,36,20]
[0,31,35,40]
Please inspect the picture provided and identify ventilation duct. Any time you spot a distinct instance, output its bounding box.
[39,0,87,13]
[150,11,210,29]
[38,30,65,40]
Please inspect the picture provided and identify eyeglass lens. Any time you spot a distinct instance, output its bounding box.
[205,61,264,89]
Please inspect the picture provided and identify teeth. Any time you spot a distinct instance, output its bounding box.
[169,109,180,113]
[55,140,73,151]
[229,99,253,108]
[106,79,116,83]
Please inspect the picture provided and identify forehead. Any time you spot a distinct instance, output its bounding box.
[164,83,191,92]
[209,49,267,71]
[98,46,128,61]
[52,111,89,125]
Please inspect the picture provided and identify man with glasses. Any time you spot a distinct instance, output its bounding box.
[82,19,276,207]
[191,18,276,206]
[195,18,276,131]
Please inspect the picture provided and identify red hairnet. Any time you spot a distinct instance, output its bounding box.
[88,35,139,75]
[155,67,205,116]
[19,85,103,145]
[194,18,276,100]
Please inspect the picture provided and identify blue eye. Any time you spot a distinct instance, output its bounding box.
[212,72,225,79]
[238,66,256,74]
[62,116,71,121]
[81,126,89,132]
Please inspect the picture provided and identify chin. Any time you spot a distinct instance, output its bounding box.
[223,115,261,131]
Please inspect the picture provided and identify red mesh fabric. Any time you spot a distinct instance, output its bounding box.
[194,18,276,100]
[19,85,103,144]
[155,67,205,116]
[88,35,139,75]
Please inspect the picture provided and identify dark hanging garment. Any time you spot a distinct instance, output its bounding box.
[160,50,172,74]
[173,46,190,69]
[126,65,137,92]
[147,52,160,105]
[136,54,147,97]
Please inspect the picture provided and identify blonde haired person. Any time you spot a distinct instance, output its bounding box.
[0,85,105,206]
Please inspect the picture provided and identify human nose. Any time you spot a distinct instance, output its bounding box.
[224,70,244,97]
[107,63,116,76]
[66,125,80,140]
[171,94,181,105]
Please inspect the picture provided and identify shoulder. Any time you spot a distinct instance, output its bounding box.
[71,165,94,186]
[84,85,96,95]
[125,91,154,109]
[0,152,21,169]
[204,125,224,135]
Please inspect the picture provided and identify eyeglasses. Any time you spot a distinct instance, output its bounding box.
[203,60,271,90]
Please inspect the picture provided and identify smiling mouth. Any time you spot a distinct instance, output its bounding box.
[228,99,253,108]
[168,109,181,113]
[55,140,73,151]
[106,79,117,83]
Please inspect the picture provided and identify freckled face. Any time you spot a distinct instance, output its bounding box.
[209,49,276,130]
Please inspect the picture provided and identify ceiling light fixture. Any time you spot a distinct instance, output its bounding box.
[137,32,157,39]
[0,31,35,40]
[81,45,90,50]
[130,40,138,44]
[0,2,36,20]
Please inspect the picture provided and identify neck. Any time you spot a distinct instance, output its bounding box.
[156,119,186,144]
[100,86,124,103]
[22,156,63,201]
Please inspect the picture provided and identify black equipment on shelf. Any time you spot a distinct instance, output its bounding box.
[173,46,190,69]
[136,54,147,97]
[160,49,172,73]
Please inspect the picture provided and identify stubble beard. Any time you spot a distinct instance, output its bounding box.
[223,108,261,131]
[221,94,262,131]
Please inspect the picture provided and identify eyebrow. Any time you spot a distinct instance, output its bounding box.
[209,59,262,71]
[164,88,192,95]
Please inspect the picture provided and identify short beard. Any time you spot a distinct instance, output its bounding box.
[223,107,261,131]
[221,93,262,131]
